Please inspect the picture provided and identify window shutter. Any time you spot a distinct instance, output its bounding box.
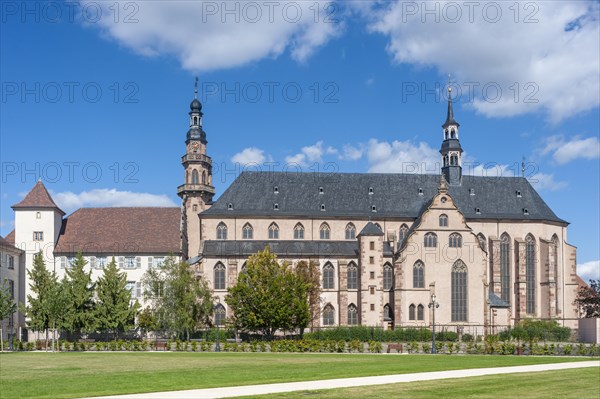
[136,282,141,298]
[148,257,153,268]
[136,257,142,269]
[118,257,124,269]
[61,257,66,269]
[90,256,96,269]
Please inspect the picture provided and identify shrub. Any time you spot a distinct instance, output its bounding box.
[462,333,474,342]
[408,341,419,354]
[368,341,382,353]
[562,343,573,356]
[200,340,211,352]
[191,341,198,352]
[249,341,258,352]
[349,339,362,353]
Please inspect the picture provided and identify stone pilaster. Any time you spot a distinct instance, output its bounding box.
[227,260,238,288]
[514,238,527,321]
[338,260,348,325]
[393,258,403,325]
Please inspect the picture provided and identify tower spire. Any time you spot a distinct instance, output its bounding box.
[439,75,463,186]
[194,76,198,99]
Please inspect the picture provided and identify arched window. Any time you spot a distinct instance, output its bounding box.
[444,129,448,139]
[347,304,358,325]
[294,223,304,240]
[320,223,330,240]
[186,170,189,183]
[500,233,510,303]
[443,155,449,166]
[526,234,536,314]
[409,304,416,321]
[214,303,226,326]
[451,260,468,322]
[424,233,437,248]
[413,261,425,288]
[240,262,247,274]
[345,223,356,240]
[192,170,199,184]
[323,304,335,326]
[383,304,391,321]
[242,223,253,239]
[439,214,448,227]
[417,304,424,320]
[383,264,393,290]
[449,233,462,248]
[268,223,279,239]
[347,262,358,290]
[477,233,486,251]
[323,263,335,289]
[216,222,228,240]
[193,116,198,125]
[451,129,456,138]
[214,263,226,290]
[202,171,206,184]
[399,224,409,245]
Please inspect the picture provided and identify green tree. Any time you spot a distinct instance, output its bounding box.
[142,257,213,340]
[575,279,600,318]
[137,307,158,339]
[295,260,321,332]
[23,252,54,341]
[0,279,17,351]
[63,252,96,337]
[226,248,312,338]
[96,257,140,340]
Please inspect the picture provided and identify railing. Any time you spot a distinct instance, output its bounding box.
[181,154,212,164]
[177,184,215,194]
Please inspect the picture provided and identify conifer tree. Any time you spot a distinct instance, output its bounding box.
[24,252,53,336]
[96,257,139,340]
[63,252,96,337]
[0,279,17,351]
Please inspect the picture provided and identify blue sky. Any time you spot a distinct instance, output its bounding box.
[1,1,599,281]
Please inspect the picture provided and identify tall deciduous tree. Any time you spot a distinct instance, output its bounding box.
[142,257,213,340]
[63,252,96,337]
[295,260,321,332]
[96,258,140,340]
[575,279,600,318]
[226,248,312,338]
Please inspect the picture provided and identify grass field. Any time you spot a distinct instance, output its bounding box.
[0,352,595,399]
[242,368,600,399]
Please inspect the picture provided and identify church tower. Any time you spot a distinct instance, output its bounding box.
[439,87,463,186]
[178,78,215,259]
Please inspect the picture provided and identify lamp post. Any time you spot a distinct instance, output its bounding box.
[214,296,221,352]
[428,293,439,354]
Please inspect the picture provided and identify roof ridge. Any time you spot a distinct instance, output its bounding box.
[11,181,64,214]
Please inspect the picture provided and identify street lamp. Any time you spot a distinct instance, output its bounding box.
[213,296,221,352]
[428,293,440,354]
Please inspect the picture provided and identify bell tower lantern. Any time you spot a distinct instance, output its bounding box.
[439,86,463,186]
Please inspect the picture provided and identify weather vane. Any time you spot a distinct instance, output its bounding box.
[194,76,199,99]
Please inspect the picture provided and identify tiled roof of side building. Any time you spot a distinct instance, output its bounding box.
[4,230,15,244]
[201,172,566,224]
[0,234,23,252]
[202,240,395,257]
[54,207,181,255]
[11,181,65,215]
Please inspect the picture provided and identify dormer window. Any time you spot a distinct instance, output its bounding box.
[274,186,279,194]
[321,204,326,211]
[418,188,423,195]
[371,205,377,212]
[319,187,324,194]
[475,208,481,214]
[470,188,475,196]
[369,187,374,195]
[228,203,233,210]
[273,203,279,210]
[523,208,529,215]
[516,190,522,198]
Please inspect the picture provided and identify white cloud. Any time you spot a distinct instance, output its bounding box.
[231,147,269,166]
[528,173,568,191]
[81,0,342,71]
[341,144,364,161]
[285,141,330,166]
[368,1,600,122]
[578,260,600,283]
[52,189,177,214]
[365,139,440,173]
[541,135,600,164]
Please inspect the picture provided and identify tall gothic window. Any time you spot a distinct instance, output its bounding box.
[242,223,253,239]
[323,263,335,289]
[500,233,511,303]
[320,223,330,240]
[449,233,462,248]
[413,261,425,288]
[451,260,468,322]
[526,234,536,314]
[383,264,393,290]
[417,304,424,320]
[347,262,358,290]
[424,233,437,247]
[216,222,228,240]
[347,304,358,325]
[399,224,409,245]
[192,170,199,184]
[552,234,559,312]
[268,223,279,239]
[214,263,226,290]
[323,304,335,326]
[294,223,304,239]
[439,214,448,227]
[345,223,356,240]
[383,304,391,320]
[214,303,226,325]
[409,304,416,320]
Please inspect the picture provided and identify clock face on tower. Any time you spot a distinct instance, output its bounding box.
[191,142,199,150]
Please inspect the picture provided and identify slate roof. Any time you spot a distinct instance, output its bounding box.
[358,222,384,236]
[201,172,566,224]
[54,207,181,255]
[488,292,510,308]
[202,240,394,258]
[12,181,65,215]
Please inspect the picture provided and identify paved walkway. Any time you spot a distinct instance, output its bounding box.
[85,360,599,399]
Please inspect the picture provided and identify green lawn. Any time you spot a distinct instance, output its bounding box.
[0,352,594,399]
[242,368,600,399]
